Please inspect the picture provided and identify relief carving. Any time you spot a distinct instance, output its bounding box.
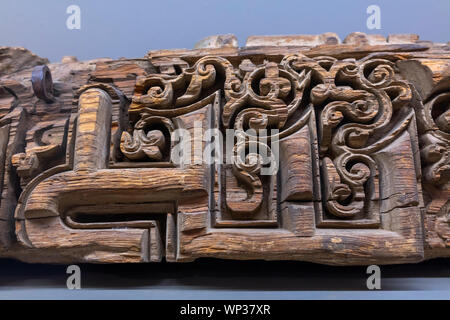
[0,33,448,264]
[414,77,450,254]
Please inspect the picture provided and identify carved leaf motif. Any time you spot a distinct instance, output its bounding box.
[120,129,165,160]
[415,78,450,250]
[129,56,241,116]
[420,92,450,185]
[301,57,414,221]
[321,157,365,218]
[226,140,274,218]
[120,116,174,161]
[222,59,311,130]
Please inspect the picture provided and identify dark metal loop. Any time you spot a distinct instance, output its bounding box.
[31,65,54,103]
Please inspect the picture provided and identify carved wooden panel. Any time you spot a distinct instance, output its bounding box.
[0,33,448,265]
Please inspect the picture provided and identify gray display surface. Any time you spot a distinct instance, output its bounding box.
[1,259,449,299]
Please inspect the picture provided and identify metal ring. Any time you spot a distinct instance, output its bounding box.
[31,65,54,103]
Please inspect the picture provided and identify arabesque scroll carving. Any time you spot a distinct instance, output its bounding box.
[0,33,448,264]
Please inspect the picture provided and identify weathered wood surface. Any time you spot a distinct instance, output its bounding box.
[0,33,448,265]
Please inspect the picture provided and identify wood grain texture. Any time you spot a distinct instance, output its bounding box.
[0,33,448,265]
